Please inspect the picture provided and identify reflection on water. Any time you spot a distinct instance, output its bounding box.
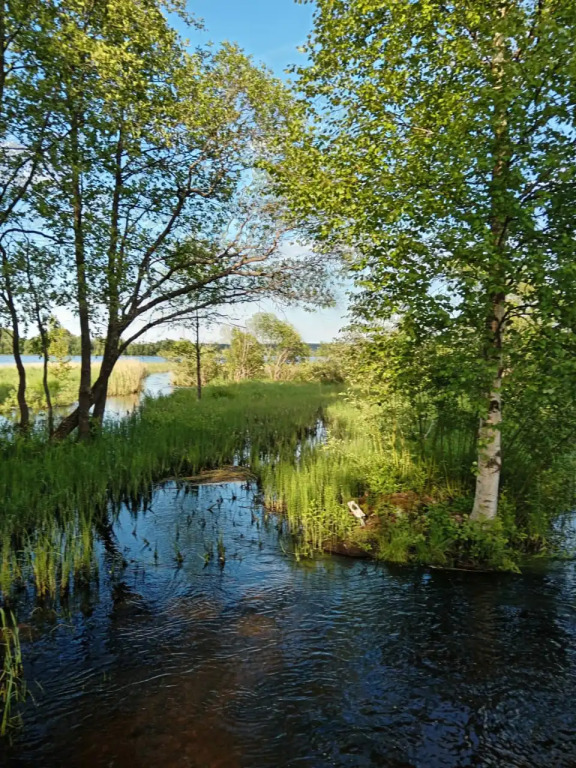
[103,372,173,421]
[0,372,173,430]
[2,481,576,767]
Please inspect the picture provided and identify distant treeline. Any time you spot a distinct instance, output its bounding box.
[0,328,323,358]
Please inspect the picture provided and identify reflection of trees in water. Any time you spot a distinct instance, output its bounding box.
[409,570,571,684]
[5,492,576,768]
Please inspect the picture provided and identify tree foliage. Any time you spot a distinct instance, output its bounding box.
[280,0,576,519]
[249,312,309,380]
[226,328,265,382]
[0,0,331,436]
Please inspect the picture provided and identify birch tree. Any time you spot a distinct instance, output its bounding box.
[281,0,576,519]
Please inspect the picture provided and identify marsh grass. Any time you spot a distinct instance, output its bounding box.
[260,398,440,549]
[0,382,339,600]
[259,396,528,569]
[0,360,173,412]
[1,379,526,738]
[0,381,339,733]
[0,608,24,737]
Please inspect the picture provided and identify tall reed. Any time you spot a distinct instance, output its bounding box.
[0,608,24,737]
[0,360,171,412]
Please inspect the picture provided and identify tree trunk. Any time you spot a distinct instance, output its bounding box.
[0,1,6,108]
[10,310,28,433]
[471,5,509,521]
[12,321,28,433]
[471,300,505,521]
[52,350,119,440]
[27,261,54,434]
[35,322,54,436]
[92,128,123,427]
[195,310,202,400]
[0,246,28,431]
[41,344,54,436]
[91,378,109,426]
[52,403,80,440]
[92,338,119,426]
[471,377,502,521]
[70,111,91,441]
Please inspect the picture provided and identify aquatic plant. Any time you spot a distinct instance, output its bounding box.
[217,535,226,567]
[0,608,25,737]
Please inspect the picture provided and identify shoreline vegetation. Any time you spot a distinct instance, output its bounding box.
[0,360,173,413]
[0,383,340,601]
[0,379,566,592]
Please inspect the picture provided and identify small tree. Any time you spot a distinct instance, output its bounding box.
[160,340,222,391]
[249,313,308,381]
[28,317,72,432]
[226,328,265,381]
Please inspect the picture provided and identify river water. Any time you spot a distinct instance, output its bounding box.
[2,479,576,767]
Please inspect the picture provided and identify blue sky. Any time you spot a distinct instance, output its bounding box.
[57,2,349,344]
[172,1,350,343]
[181,0,314,77]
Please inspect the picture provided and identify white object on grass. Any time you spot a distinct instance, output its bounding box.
[347,501,366,527]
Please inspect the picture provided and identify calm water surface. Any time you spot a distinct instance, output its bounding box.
[0,355,168,366]
[102,371,173,420]
[2,481,576,768]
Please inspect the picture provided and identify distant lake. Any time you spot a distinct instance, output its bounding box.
[0,354,167,366]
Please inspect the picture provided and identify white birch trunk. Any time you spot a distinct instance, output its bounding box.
[471,5,508,521]
[471,372,502,521]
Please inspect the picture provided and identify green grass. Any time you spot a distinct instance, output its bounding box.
[0,380,339,738]
[0,608,24,737]
[260,396,526,570]
[0,378,533,739]
[1,378,571,603]
[0,377,573,736]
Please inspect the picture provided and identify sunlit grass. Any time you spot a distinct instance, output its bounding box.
[0,382,339,598]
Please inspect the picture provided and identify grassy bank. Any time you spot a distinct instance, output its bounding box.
[261,396,576,571]
[1,379,570,603]
[0,360,172,413]
[0,379,574,735]
[0,382,337,528]
[1,380,572,597]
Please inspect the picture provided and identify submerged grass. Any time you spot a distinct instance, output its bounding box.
[0,608,24,737]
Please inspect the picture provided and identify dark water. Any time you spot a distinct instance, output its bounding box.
[3,482,576,768]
